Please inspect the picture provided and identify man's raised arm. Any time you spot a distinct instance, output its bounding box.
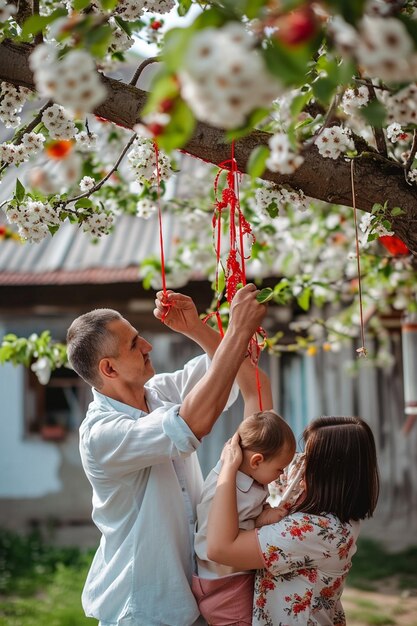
[154,284,267,439]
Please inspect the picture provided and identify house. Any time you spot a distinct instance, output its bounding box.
[0,171,416,550]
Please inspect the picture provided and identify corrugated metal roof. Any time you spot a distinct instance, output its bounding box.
[0,210,182,285]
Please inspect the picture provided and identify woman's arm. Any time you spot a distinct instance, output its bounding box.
[240,363,273,418]
[206,433,265,570]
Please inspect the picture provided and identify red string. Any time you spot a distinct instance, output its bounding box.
[154,141,171,322]
[208,141,265,410]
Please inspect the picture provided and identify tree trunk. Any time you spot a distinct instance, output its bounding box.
[1,39,417,254]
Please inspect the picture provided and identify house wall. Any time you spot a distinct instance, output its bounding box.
[1,315,416,551]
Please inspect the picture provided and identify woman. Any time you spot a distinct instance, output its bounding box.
[207,416,380,625]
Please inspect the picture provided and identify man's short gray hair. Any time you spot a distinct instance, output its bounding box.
[66,309,123,388]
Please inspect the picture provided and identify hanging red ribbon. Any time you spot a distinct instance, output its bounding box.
[154,140,267,410]
[154,141,171,322]
[206,141,266,410]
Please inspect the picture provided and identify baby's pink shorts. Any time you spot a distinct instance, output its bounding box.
[192,572,255,626]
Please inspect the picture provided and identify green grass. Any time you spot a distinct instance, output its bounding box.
[346,610,395,626]
[1,531,417,626]
[348,538,417,591]
[0,529,97,626]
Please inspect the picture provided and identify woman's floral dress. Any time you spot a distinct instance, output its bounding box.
[254,512,360,625]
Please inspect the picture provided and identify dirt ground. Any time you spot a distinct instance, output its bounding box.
[344,580,417,626]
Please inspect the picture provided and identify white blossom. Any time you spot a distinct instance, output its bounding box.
[30,44,107,113]
[179,23,283,129]
[114,0,146,21]
[407,168,417,183]
[75,130,98,151]
[144,0,175,13]
[341,86,369,116]
[79,176,96,192]
[42,103,76,140]
[314,126,354,159]
[0,0,16,21]
[31,357,52,385]
[6,199,60,243]
[356,16,417,82]
[109,17,134,52]
[0,82,31,128]
[82,211,114,237]
[136,198,158,219]
[127,137,172,184]
[384,84,417,126]
[386,122,406,143]
[365,0,396,16]
[266,132,304,175]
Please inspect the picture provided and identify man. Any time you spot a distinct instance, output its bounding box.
[66,284,267,626]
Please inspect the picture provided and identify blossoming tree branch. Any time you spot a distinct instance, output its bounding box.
[1,0,417,378]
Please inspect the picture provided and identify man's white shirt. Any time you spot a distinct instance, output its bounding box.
[79,355,237,626]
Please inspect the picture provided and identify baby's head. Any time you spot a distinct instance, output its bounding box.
[238,410,295,485]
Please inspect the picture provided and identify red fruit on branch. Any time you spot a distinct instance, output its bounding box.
[150,20,162,30]
[148,122,164,137]
[379,235,409,255]
[159,98,174,113]
[45,140,73,159]
[276,6,317,46]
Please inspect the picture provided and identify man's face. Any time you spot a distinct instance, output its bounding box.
[107,318,155,387]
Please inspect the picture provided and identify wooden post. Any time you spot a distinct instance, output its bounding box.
[401,314,417,434]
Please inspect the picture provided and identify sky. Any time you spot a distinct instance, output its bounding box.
[132,3,202,57]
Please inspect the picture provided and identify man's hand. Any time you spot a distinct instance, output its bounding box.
[153,290,200,335]
[229,284,267,339]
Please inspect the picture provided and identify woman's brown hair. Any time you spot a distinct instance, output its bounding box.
[294,416,379,523]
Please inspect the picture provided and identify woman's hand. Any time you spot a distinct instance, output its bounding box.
[220,432,243,473]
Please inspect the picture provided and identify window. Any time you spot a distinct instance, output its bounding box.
[25,367,92,440]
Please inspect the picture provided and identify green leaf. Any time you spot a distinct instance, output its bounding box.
[177,0,192,16]
[256,287,274,303]
[243,0,268,19]
[324,0,365,25]
[21,8,67,39]
[193,7,228,29]
[247,145,270,179]
[142,71,179,116]
[86,23,113,57]
[280,0,306,9]
[72,0,91,10]
[15,178,25,203]
[312,75,338,106]
[48,224,60,236]
[156,99,196,152]
[99,0,118,10]
[391,206,405,217]
[162,27,196,71]
[274,279,290,294]
[359,99,387,128]
[297,287,311,311]
[226,107,269,141]
[214,264,225,296]
[114,16,132,36]
[397,13,417,42]
[265,201,279,219]
[74,198,93,209]
[262,37,317,87]
[290,87,312,117]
